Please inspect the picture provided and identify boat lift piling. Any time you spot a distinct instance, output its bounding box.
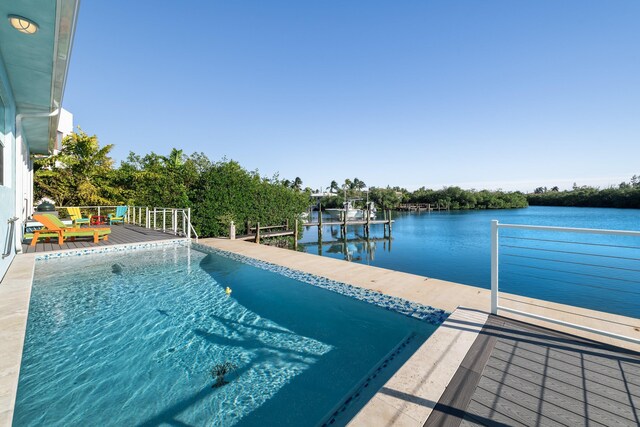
[303,209,393,240]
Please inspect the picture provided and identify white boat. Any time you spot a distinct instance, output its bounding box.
[325,201,376,221]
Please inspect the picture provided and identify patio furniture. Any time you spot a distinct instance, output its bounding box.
[31,214,111,246]
[23,231,59,244]
[66,207,91,227]
[108,206,128,225]
[91,215,107,225]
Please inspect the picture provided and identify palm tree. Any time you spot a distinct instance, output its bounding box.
[353,178,366,190]
[330,180,339,193]
[165,148,184,168]
[34,128,116,205]
[293,177,303,191]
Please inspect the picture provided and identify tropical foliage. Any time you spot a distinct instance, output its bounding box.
[407,186,528,209]
[527,177,640,208]
[34,130,310,238]
[34,128,117,206]
[317,179,527,210]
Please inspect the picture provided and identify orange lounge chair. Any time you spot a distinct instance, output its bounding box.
[31,214,111,246]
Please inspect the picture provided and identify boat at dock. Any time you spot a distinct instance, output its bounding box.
[325,201,376,221]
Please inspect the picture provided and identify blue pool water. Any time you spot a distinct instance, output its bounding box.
[300,206,640,318]
[14,246,438,426]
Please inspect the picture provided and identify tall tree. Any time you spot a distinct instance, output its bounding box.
[353,177,366,190]
[34,128,117,205]
[293,177,303,191]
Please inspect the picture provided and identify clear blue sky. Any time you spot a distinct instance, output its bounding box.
[63,1,640,192]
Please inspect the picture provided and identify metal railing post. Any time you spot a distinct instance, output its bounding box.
[182,210,186,237]
[229,221,236,240]
[163,209,166,232]
[146,207,150,228]
[173,209,177,235]
[491,220,499,315]
[153,208,157,229]
[187,208,191,240]
[97,206,101,217]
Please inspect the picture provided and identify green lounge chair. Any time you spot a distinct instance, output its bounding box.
[108,206,128,225]
[31,214,111,246]
[23,231,59,243]
[66,207,91,227]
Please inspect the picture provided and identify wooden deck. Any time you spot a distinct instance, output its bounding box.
[426,315,640,427]
[21,224,182,253]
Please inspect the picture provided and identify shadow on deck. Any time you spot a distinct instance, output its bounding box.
[21,224,183,253]
[425,314,640,427]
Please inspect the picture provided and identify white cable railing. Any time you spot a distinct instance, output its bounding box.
[491,220,640,344]
[127,206,198,242]
[54,205,198,241]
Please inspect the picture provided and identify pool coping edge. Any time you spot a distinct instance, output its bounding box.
[347,307,489,427]
[0,253,35,427]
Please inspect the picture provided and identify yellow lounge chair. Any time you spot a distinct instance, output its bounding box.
[66,207,91,227]
[31,214,111,246]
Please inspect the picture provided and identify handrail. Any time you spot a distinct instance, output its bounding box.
[497,223,640,237]
[249,224,288,231]
[50,205,198,242]
[2,217,19,259]
[490,220,640,345]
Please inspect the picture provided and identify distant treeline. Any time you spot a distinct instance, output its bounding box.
[320,184,528,210]
[406,187,528,209]
[527,177,640,209]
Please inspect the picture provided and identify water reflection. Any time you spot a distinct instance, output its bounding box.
[322,237,391,262]
[300,212,393,263]
[301,226,392,263]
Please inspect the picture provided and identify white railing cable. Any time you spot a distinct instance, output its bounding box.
[52,205,197,241]
[51,205,198,242]
[490,220,640,345]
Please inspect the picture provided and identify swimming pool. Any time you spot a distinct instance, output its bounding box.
[14,245,442,426]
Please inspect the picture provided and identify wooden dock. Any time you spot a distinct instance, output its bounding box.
[233,221,299,249]
[397,203,450,212]
[302,219,393,227]
[303,209,394,240]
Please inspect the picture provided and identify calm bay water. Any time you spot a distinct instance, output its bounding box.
[300,206,640,318]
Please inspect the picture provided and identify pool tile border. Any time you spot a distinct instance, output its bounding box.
[321,333,419,427]
[33,239,189,261]
[192,243,449,325]
[349,308,490,426]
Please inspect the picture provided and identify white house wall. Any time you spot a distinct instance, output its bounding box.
[0,54,18,280]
